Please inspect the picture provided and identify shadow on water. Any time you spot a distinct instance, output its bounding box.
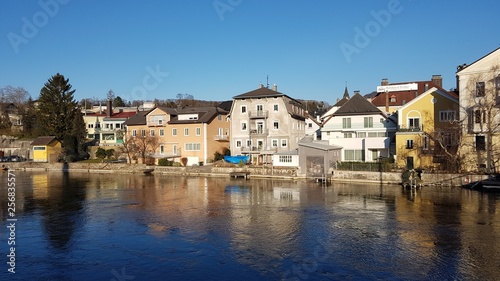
[38,172,87,250]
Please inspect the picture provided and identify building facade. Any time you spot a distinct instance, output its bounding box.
[457,47,500,172]
[229,85,306,164]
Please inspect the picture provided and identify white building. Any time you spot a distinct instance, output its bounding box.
[321,93,397,162]
[229,84,306,165]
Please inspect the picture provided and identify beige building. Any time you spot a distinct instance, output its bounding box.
[229,84,306,164]
[124,106,230,165]
[457,47,500,172]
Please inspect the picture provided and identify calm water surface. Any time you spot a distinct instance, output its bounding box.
[1,171,499,280]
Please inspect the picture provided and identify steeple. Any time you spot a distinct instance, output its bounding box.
[343,86,350,100]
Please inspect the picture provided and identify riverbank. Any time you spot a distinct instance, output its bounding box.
[3,161,485,187]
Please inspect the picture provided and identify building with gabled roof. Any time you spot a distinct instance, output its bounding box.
[321,93,397,162]
[371,75,454,115]
[229,84,306,165]
[31,136,62,162]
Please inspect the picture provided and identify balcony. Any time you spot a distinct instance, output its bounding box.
[249,110,269,119]
[249,129,268,136]
[147,120,165,127]
[214,135,229,141]
[397,125,423,132]
[241,146,278,154]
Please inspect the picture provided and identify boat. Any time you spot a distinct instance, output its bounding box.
[143,168,154,174]
[462,174,500,192]
[223,155,249,164]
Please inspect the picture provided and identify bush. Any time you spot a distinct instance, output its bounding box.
[95,147,106,159]
[158,158,174,166]
[65,155,77,162]
[181,157,188,166]
[105,149,115,159]
[173,162,181,167]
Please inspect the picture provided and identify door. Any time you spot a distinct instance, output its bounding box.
[406,156,414,170]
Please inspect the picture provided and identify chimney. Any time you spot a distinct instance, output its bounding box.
[354,90,360,95]
[431,75,442,88]
[272,84,277,91]
[106,98,113,117]
[381,78,389,86]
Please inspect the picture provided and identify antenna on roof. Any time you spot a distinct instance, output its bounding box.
[266,75,269,88]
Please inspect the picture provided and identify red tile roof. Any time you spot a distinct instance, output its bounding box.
[371,81,451,107]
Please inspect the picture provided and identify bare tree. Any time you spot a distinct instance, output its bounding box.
[0,86,29,104]
[131,134,160,164]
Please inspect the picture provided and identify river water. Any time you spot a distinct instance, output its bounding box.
[1,171,499,280]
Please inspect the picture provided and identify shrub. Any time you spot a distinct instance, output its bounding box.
[65,155,77,162]
[158,158,174,166]
[181,157,188,166]
[173,162,181,167]
[95,147,106,159]
[105,149,115,159]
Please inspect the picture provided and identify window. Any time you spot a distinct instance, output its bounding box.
[308,123,313,128]
[281,139,288,147]
[344,133,352,138]
[357,132,366,138]
[141,129,146,137]
[256,104,263,111]
[439,110,457,122]
[159,129,164,136]
[371,150,378,161]
[474,109,486,124]
[271,139,278,147]
[273,121,279,130]
[344,150,364,161]
[160,145,164,154]
[184,128,189,136]
[476,82,485,97]
[246,139,252,147]
[241,122,247,131]
[364,117,373,128]
[196,127,201,136]
[475,135,485,151]
[368,132,378,137]
[236,140,242,148]
[96,122,101,128]
[423,135,429,150]
[241,106,246,113]
[408,118,420,129]
[406,139,413,149]
[218,115,222,121]
[172,128,177,136]
[132,130,137,137]
[88,124,94,129]
[150,129,155,136]
[342,118,351,129]
[390,96,396,102]
[279,155,292,163]
[274,104,279,111]
[185,143,201,151]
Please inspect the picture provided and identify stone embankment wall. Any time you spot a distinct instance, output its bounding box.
[0,137,32,159]
[5,162,482,187]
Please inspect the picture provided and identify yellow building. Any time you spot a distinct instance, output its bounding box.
[31,136,62,163]
[395,88,459,170]
[124,106,230,165]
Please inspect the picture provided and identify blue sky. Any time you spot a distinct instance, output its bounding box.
[1,0,499,104]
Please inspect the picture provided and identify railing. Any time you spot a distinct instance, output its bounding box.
[249,129,268,135]
[147,121,165,127]
[249,110,269,118]
[240,146,278,153]
[214,135,229,141]
[397,125,423,132]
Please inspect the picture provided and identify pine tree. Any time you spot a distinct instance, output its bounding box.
[36,73,87,160]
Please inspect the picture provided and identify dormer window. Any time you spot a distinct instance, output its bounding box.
[390,95,396,102]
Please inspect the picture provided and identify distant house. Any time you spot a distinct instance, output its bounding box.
[371,75,447,115]
[395,87,459,170]
[229,84,306,165]
[31,136,62,163]
[321,93,397,162]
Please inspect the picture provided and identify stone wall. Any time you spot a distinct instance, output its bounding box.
[0,137,32,159]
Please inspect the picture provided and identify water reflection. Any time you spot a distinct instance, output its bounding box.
[0,172,499,280]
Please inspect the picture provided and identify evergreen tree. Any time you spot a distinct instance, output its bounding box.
[36,73,87,159]
[21,97,37,137]
[113,96,126,107]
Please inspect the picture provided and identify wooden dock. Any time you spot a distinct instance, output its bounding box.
[230,171,250,179]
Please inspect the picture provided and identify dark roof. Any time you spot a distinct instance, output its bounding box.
[334,93,382,115]
[168,107,228,124]
[218,100,233,112]
[233,87,285,99]
[31,136,58,146]
[371,81,450,107]
[123,111,148,126]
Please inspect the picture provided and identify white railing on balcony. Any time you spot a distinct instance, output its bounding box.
[249,129,268,135]
[214,135,229,141]
[249,110,269,118]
